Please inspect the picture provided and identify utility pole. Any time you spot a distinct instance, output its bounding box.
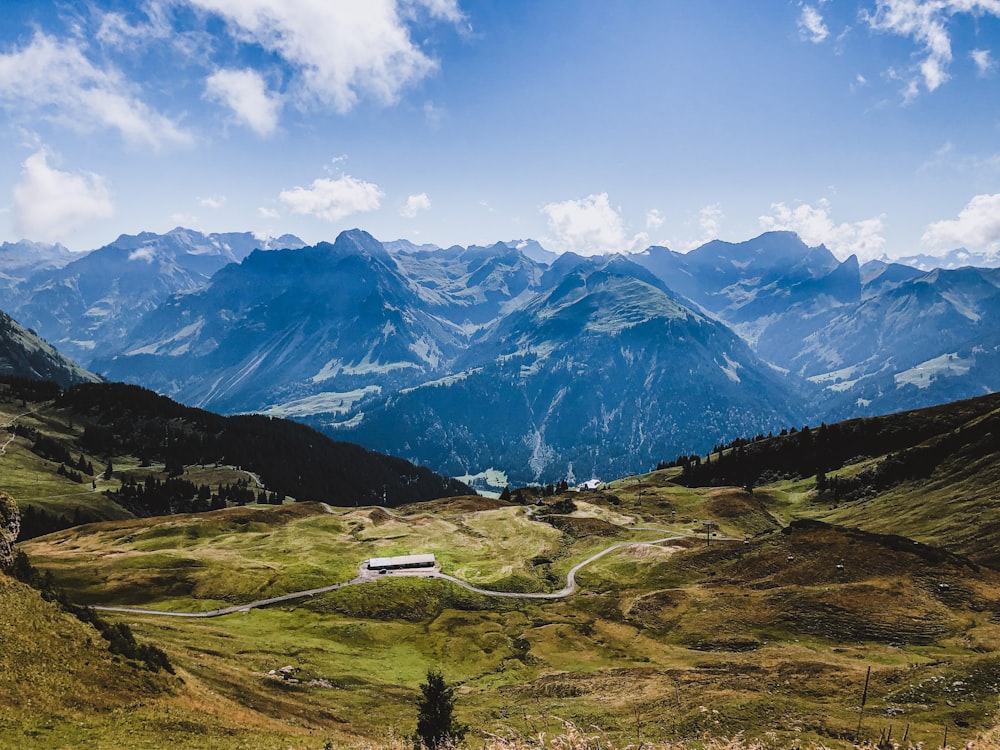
[856,665,871,742]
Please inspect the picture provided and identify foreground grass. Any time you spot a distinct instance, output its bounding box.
[14,482,1000,749]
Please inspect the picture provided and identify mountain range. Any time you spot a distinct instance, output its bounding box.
[3,227,999,486]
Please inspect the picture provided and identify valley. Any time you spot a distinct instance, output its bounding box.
[5,2,1000,747]
[3,234,1000,747]
[3,380,1000,748]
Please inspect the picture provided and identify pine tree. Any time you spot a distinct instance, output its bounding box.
[414,670,466,749]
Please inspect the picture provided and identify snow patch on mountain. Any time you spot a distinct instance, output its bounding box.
[313,354,421,381]
[894,353,972,389]
[262,386,381,418]
[809,365,862,391]
[399,368,482,394]
[342,356,419,377]
[312,359,342,383]
[718,352,741,383]
[326,412,365,429]
[409,335,442,368]
[126,318,205,356]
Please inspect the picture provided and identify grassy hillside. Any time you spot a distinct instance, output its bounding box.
[18,485,1000,749]
[674,391,1000,568]
[6,386,1000,748]
[0,377,470,538]
[0,570,392,748]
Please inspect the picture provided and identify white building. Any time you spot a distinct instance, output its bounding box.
[367,553,436,571]
[577,479,602,491]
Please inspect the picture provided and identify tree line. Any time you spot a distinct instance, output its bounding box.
[659,392,1000,501]
[57,382,469,507]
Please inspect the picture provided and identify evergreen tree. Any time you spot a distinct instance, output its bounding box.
[414,670,466,749]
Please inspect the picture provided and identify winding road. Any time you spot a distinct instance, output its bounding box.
[92,533,690,618]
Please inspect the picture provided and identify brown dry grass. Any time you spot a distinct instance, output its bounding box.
[349,719,983,749]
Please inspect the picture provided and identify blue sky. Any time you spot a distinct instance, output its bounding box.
[2,1,1000,261]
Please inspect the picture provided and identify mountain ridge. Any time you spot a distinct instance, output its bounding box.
[6,226,1000,486]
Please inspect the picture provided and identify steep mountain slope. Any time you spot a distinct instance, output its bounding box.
[5,228,304,366]
[338,257,805,484]
[800,266,1000,418]
[94,230,460,414]
[0,309,100,387]
[636,232,1000,419]
[677,389,1000,567]
[0,574,175,736]
[33,225,998,486]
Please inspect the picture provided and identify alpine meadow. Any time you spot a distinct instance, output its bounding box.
[3,2,1000,749]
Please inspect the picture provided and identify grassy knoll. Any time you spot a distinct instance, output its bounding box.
[23,501,572,609]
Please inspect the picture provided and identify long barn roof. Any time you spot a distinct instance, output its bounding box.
[367,553,436,569]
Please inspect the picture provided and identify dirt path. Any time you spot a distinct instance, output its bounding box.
[0,407,37,457]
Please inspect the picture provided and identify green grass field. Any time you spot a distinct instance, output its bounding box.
[5,387,1000,749]
[13,482,1000,750]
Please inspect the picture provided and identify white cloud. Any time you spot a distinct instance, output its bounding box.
[919,140,1000,174]
[199,195,227,209]
[861,1,1000,98]
[698,204,723,241]
[759,198,886,261]
[645,209,665,230]
[971,48,996,76]
[13,149,114,243]
[205,68,282,136]
[922,193,1000,251]
[541,193,646,256]
[0,32,191,148]
[186,0,462,113]
[279,173,384,222]
[96,3,177,49]
[799,5,829,43]
[258,206,280,219]
[402,0,464,23]
[128,246,159,263]
[400,193,431,218]
[423,100,445,129]
[679,204,725,250]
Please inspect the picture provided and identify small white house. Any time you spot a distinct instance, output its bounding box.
[577,478,602,491]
